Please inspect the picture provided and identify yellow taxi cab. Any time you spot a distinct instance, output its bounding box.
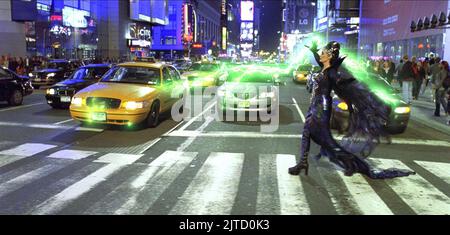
[182,61,225,88]
[69,62,184,128]
[293,64,313,84]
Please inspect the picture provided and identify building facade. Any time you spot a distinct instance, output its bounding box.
[0,0,32,57]
[359,0,447,62]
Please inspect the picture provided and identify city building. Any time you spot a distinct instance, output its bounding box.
[5,0,169,60]
[151,0,184,59]
[359,0,447,62]
[182,0,221,57]
[313,0,360,54]
[0,0,36,57]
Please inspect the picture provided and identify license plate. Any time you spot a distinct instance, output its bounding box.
[60,96,71,102]
[34,78,41,82]
[91,112,106,122]
[238,101,251,108]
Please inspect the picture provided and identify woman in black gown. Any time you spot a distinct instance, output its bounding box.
[288,41,415,179]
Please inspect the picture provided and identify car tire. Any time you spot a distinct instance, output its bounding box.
[8,90,23,106]
[146,101,160,128]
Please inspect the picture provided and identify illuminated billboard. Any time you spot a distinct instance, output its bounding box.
[62,6,90,28]
[241,1,254,21]
[240,22,254,41]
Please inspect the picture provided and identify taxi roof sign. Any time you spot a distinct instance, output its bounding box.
[134,57,156,63]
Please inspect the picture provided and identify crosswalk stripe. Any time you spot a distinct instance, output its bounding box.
[109,151,197,215]
[276,154,310,215]
[47,150,97,160]
[0,143,56,157]
[29,153,143,215]
[0,163,65,198]
[370,158,450,215]
[169,152,244,215]
[415,161,450,185]
[336,172,393,215]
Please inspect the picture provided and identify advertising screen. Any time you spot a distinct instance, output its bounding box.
[241,1,254,22]
[240,22,254,41]
[62,6,90,28]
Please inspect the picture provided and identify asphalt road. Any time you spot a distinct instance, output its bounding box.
[0,79,449,215]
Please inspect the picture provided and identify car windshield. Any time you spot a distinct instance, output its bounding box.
[70,67,109,80]
[100,66,160,85]
[227,72,274,83]
[190,63,218,72]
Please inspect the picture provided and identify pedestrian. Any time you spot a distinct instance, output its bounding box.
[420,59,431,95]
[396,59,404,88]
[411,56,422,100]
[400,55,414,103]
[381,60,394,84]
[434,61,449,117]
[414,61,426,99]
[430,57,442,102]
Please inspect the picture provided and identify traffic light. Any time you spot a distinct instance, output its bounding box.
[431,14,438,28]
[423,17,430,29]
[439,12,447,26]
[416,18,424,31]
[410,20,417,32]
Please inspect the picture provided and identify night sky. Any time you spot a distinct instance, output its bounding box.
[256,0,283,52]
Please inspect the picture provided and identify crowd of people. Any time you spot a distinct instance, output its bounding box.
[366,54,450,125]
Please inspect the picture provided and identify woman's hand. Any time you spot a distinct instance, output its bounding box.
[305,41,319,53]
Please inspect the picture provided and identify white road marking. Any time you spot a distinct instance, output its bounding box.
[336,172,393,215]
[0,164,63,198]
[54,119,74,125]
[0,102,45,112]
[370,158,450,215]
[113,151,197,215]
[178,101,216,131]
[30,153,143,214]
[176,117,214,152]
[0,121,103,132]
[47,150,97,160]
[0,143,56,157]
[74,127,104,132]
[415,161,450,185]
[292,98,306,123]
[169,152,244,215]
[138,138,162,154]
[165,130,450,147]
[276,154,310,215]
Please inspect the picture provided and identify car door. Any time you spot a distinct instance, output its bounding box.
[167,66,184,105]
[160,67,174,111]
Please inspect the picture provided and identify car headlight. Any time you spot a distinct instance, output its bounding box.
[204,76,215,82]
[28,72,33,77]
[337,102,348,111]
[125,101,144,110]
[46,88,56,95]
[394,106,411,114]
[71,97,83,106]
[47,73,56,78]
[260,91,275,98]
[297,74,305,79]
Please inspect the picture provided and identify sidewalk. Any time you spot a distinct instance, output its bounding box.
[392,83,450,133]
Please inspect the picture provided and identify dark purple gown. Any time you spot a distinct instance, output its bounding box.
[299,51,414,179]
